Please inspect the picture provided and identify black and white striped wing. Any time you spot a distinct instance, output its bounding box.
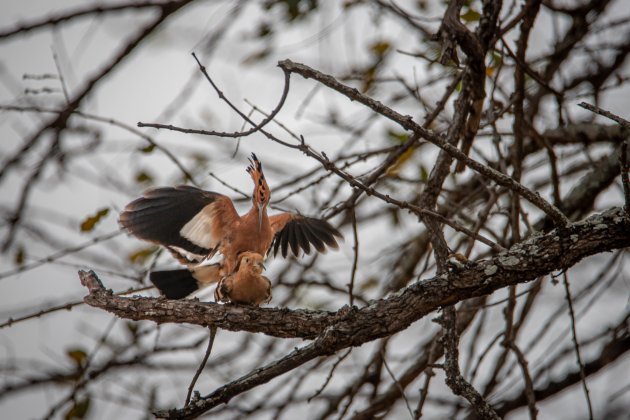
[119,185,238,263]
[268,214,343,258]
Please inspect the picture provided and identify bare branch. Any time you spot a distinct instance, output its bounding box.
[80,208,630,340]
[185,326,217,406]
[137,51,291,140]
[278,60,570,227]
[438,306,500,419]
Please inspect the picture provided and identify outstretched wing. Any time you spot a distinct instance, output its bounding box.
[119,185,238,263]
[268,213,343,258]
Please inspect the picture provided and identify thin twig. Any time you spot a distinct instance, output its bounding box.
[562,272,594,420]
[0,285,154,329]
[137,51,291,140]
[622,140,630,215]
[578,101,630,130]
[508,342,538,419]
[0,1,177,39]
[208,172,250,199]
[308,348,352,402]
[0,105,198,184]
[185,326,218,406]
[414,339,439,419]
[381,349,415,420]
[348,207,359,306]
[51,46,71,104]
[0,230,121,281]
[43,317,118,419]
[437,306,501,419]
[577,102,630,214]
[279,59,569,228]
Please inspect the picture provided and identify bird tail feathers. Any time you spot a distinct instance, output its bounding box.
[150,269,200,299]
[150,263,222,299]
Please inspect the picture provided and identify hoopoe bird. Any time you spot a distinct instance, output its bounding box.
[214,252,271,306]
[119,153,342,300]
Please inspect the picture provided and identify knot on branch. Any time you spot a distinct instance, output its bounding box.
[79,269,107,294]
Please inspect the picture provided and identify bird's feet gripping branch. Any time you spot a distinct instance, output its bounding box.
[119,153,343,303]
[214,252,271,306]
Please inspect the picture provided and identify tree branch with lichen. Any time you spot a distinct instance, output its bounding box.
[80,207,630,418]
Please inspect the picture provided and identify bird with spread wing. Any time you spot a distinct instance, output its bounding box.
[119,154,342,301]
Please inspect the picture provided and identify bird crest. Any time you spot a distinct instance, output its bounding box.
[246,153,270,208]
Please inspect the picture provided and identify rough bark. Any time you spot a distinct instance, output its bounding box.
[82,207,630,342]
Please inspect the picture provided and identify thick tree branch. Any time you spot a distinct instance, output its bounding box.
[82,206,629,340]
[78,207,630,417]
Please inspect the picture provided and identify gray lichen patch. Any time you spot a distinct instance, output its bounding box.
[484,265,498,276]
[588,213,605,225]
[498,255,520,266]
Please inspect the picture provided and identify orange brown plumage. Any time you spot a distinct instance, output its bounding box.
[119,154,342,298]
[214,252,271,306]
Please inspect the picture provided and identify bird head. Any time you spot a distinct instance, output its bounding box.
[238,251,266,273]
[246,153,270,230]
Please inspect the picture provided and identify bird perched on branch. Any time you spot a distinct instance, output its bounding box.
[215,252,271,305]
[150,252,271,304]
[119,153,342,299]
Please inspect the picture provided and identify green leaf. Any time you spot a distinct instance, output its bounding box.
[135,170,153,184]
[14,246,25,266]
[491,51,503,67]
[64,395,91,420]
[267,0,318,21]
[461,9,481,22]
[257,21,273,38]
[420,165,429,181]
[386,130,409,143]
[139,144,155,153]
[486,50,503,76]
[80,208,109,232]
[66,348,88,367]
[386,147,416,177]
[370,40,391,57]
[241,46,272,65]
[359,277,379,292]
[128,246,158,265]
[125,321,138,338]
[416,0,428,11]
[190,153,208,166]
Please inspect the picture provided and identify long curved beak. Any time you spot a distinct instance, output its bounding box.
[258,202,264,231]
